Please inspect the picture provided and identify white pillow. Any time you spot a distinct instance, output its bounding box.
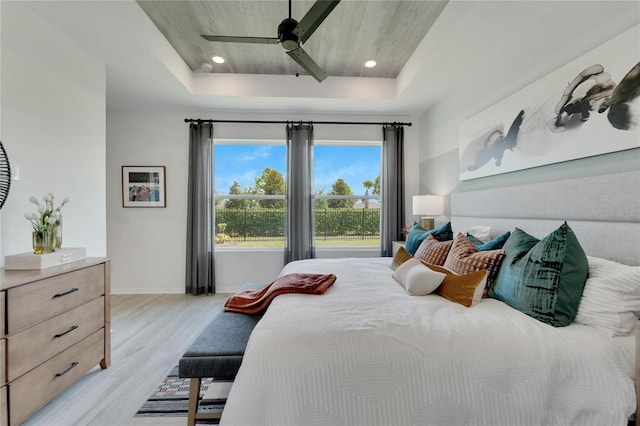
[574,256,640,336]
[392,258,446,296]
[465,225,491,242]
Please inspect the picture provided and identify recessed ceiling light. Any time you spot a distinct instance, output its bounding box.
[212,56,225,64]
[364,60,376,68]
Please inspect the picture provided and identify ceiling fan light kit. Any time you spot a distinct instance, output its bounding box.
[201,0,340,82]
[278,18,300,51]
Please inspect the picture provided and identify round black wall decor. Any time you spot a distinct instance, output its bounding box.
[0,141,11,210]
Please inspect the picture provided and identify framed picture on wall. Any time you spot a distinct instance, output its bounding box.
[122,166,166,207]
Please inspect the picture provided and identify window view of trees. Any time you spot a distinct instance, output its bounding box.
[214,142,381,249]
[327,179,353,208]
[256,167,285,209]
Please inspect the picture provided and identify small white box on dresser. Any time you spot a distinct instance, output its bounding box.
[4,248,86,270]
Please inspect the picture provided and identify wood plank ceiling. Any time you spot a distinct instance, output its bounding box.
[135,0,448,79]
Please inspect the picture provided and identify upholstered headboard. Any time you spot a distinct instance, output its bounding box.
[451,170,640,266]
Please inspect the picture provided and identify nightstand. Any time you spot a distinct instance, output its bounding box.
[392,241,406,256]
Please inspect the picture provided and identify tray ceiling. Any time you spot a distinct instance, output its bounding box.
[136,0,448,79]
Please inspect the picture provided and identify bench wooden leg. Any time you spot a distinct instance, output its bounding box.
[187,377,224,425]
[187,377,201,426]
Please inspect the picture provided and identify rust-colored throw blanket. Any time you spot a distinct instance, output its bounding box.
[224,273,337,315]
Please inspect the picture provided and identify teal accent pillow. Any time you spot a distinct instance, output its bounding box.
[467,231,511,251]
[488,222,588,327]
[405,222,453,255]
[466,233,485,246]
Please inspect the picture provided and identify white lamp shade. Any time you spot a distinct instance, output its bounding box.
[412,195,444,216]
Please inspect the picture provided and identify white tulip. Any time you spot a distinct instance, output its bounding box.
[24,194,68,232]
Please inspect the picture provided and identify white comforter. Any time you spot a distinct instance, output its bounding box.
[220,258,635,426]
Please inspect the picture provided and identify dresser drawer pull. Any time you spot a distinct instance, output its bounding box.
[55,361,79,377]
[53,288,79,298]
[54,325,79,338]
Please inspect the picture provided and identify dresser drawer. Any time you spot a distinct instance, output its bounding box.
[1,385,7,426]
[9,330,104,426]
[6,264,104,334]
[7,297,104,382]
[0,291,5,336]
[0,339,5,386]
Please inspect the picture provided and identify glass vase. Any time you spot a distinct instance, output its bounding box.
[54,215,63,249]
[45,228,56,253]
[32,231,47,254]
[33,229,56,254]
[32,231,44,254]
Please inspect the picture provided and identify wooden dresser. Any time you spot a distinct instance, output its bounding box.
[0,258,110,426]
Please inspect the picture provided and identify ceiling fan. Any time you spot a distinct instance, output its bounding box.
[201,0,340,82]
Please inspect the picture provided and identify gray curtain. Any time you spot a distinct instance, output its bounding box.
[381,124,405,257]
[285,123,315,263]
[186,123,215,294]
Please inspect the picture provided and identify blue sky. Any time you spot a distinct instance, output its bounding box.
[214,144,381,195]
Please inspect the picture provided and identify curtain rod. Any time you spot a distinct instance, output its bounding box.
[184,118,412,127]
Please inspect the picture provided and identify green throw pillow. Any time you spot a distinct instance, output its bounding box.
[488,222,588,327]
[405,222,453,255]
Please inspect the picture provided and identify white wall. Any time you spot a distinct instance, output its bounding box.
[106,111,188,293]
[0,2,107,262]
[106,111,419,294]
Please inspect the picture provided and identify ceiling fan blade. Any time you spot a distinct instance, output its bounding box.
[201,35,280,44]
[293,0,340,44]
[287,47,327,82]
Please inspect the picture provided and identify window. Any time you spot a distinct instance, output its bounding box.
[313,142,382,248]
[214,140,287,248]
[213,139,382,249]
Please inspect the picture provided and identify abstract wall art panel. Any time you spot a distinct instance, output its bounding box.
[459,25,639,181]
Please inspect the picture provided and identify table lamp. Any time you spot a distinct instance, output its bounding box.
[412,195,444,230]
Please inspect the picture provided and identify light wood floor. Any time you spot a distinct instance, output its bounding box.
[22,293,229,426]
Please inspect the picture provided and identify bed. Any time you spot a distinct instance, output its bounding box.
[220,170,639,425]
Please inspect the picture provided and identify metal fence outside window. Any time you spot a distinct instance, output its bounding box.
[215,207,380,243]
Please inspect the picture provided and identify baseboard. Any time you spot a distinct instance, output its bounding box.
[111,288,185,294]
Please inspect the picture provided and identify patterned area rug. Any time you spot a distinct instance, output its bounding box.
[135,366,230,421]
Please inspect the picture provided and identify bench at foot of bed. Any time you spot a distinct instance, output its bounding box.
[178,307,262,425]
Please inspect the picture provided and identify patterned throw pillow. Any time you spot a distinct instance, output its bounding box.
[390,246,413,270]
[404,222,453,255]
[426,263,488,307]
[443,233,505,284]
[414,235,454,266]
[488,222,588,327]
